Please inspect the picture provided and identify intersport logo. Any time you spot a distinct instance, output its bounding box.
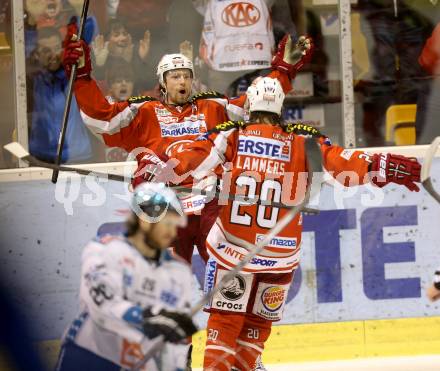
[222,2,261,27]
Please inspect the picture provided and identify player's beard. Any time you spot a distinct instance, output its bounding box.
[168,89,191,105]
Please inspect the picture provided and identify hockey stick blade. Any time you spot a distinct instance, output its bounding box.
[421,136,440,204]
[4,142,31,160]
[4,142,126,182]
[131,137,323,370]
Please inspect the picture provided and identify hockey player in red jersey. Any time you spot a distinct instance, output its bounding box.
[61,18,313,265]
[151,77,422,370]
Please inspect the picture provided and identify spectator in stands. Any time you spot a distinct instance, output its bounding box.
[101,62,134,162]
[24,0,45,26]
[419,23,440,75]
[27,27,93,163]
[105,61,135,103]
[115,0,174,89]
[36,0,63,29]
[195,0,276,93]
[356,0,433,146]
[107,0,119,19]
[91,19,150,90]
[126,39,207,100]
[194,0,308,94]
[416,22,440,144]
[24,0,98,59]
[115,0,173,41]
[24,0,45,58]
[179,39,208,94]
[63,0,100,40]
[225,2,326,99]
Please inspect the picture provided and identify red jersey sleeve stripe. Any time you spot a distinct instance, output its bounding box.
[80,103,143,137]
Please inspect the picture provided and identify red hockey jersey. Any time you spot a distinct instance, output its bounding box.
[168,122,373,273]
[73,71,291,213]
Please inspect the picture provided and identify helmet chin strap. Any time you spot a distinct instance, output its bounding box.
[161,84,168,103]
[161,85,183,106]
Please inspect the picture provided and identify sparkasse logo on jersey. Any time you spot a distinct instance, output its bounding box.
[238,136,291,161]
[160,120,206,137]
[221,2,261,27]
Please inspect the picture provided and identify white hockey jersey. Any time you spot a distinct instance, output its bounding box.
[62,234,193,371]
[200,0,275,71]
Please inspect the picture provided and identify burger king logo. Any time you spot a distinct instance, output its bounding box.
[261,286,285,312]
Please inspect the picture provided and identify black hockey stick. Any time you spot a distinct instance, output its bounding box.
[4,142,319,213]
[51,0,90,184]
[421,136,440,204]
[131,137,324,371]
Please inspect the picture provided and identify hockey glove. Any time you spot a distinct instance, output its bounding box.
[62,17,92,79]
[370,153,421,192]
[142,308,198,343]
[131,152,179,189]
[271,35,313,80]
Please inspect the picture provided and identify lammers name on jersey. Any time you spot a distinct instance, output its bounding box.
[236,135,291,175]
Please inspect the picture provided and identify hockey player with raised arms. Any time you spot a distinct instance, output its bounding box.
[61,18,313,265]
[55,183,198,371]
[152,77,422,369]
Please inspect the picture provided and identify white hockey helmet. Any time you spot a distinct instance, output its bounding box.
[131,182,187,227]
[246,77,285,115]
[156,53,194,87]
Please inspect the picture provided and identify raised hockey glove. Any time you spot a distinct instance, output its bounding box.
[271,34,313,80]
[142,308,198,343]
[370,153,421,192]
[62,17,92,79]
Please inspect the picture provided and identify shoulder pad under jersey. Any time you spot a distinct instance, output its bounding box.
[127,95,159,105]
[212,120,245,133]
[189,91,226,103]
[284,122,322,138]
